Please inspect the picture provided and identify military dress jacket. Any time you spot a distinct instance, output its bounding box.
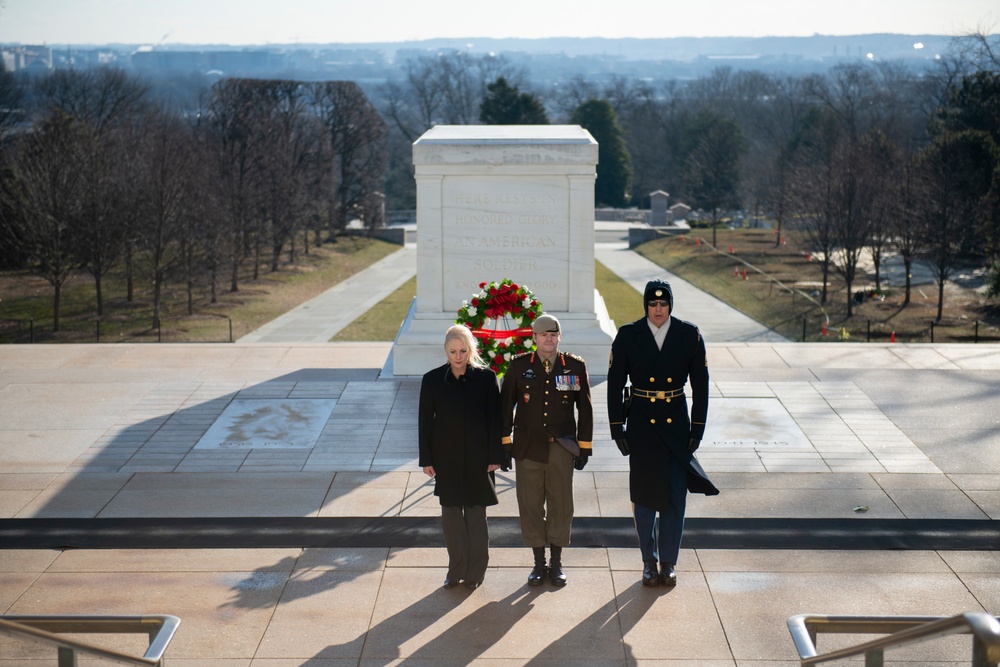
[607,316,717,510]
[418,363,503,507]
[500,350,594,464]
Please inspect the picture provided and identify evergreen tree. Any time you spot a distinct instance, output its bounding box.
[571,99,632,207]
[479,77,549,125]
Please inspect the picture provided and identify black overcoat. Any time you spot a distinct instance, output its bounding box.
[607,316,718,511]
[418,363,503,507]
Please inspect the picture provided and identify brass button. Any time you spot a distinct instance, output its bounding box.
[667,418,672,424]
[544,413,548,417]
[666,398,671,403]
[650,398,656,403]
[667,377,673,383]
[649,377,655,382]
[650,419,656,424]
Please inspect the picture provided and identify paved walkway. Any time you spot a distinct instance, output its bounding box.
[238,245,417,343]
[596,242,788,342]
[238,234,785,345]
[2,234,999,665]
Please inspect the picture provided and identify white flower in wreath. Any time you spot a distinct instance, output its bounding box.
[504,352,511,361]
[467,306,477,316]
[504,337,514,346]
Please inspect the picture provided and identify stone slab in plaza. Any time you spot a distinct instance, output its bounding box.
[193,399,337,450]
[392,125,615,376]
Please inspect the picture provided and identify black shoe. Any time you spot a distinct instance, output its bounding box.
[464,580,482,590]
[443,578,459,589]
[548,562,567,587]
[642,560,660,587]
[659,563,677,587]
[527,563,547,586]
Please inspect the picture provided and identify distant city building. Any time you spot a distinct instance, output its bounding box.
[2,45,53,72]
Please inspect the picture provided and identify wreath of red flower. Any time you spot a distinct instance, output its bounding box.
[455,278,543,377]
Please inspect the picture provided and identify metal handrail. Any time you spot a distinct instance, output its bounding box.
[788,613,1000,667]
[0,614,180,666]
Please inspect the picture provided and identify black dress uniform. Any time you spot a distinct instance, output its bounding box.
[500,314,594,586]
[608,279,718,586]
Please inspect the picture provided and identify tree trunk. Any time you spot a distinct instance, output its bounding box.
[936,278,945,322]
[95,273,104,318]
[52,283,61,333]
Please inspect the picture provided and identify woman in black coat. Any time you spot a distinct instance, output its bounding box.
[419,324,503,590]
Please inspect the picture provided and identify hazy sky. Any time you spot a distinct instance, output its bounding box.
[0,0,996,45]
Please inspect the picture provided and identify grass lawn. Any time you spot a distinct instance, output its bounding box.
[4,228,996,346]
[332,262,644,342]
[0,236,400,344]
[635,227,1000,343]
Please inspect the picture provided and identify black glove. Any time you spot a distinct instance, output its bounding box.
[688,438,701,453]
[501,445,513,472]
[615,437,630,456]
[573,452,590,470]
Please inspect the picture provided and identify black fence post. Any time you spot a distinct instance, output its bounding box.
[930,321,935,343]
[802,316,807,342]
[228,316,233,343]
[867,320,871,342]
[96,318,101,343]
[975,320,980,344]
[28,318,33,344]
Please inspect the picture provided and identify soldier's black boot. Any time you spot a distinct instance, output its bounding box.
[527,547,547,586]
[548,545,567,587]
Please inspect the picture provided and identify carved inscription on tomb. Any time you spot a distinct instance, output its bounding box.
[443,177,569,309]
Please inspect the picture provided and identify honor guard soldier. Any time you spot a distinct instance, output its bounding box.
[500,313,593,587]
[608,279,718,587]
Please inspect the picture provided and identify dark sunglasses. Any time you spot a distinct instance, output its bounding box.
[647,300,670,308]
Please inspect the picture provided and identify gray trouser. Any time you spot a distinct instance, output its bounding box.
[441,504,489,583]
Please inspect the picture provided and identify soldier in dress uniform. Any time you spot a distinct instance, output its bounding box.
[500,314,593,587]
[607,279,718,587]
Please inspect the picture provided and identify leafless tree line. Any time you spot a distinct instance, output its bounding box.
[0,69,387,332]
[376,35,999,319]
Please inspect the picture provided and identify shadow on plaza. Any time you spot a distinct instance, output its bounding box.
[298,580,662,664]
[23,367,422,522]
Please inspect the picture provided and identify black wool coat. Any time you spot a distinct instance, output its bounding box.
[607,316,718,511]
[418,363,503,507]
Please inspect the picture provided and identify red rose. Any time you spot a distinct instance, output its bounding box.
[480,282,487,288]
[531,300,537,306]
[511,283,519,291]
[471,298,479,306]
[513,306,522,314]
[489,287,498,296]
[527,312,536,319]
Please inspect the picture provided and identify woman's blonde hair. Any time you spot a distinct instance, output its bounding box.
[444,324,486,369]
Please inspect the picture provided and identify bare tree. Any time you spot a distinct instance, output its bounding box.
[950,26,1000,73]
[311,80,388,234]
[33,67,150,136]
[133,107,199,331]
[916,130,995,321]
[0,61,25,139]
[205,78,271,291]
[0,111,87,331]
